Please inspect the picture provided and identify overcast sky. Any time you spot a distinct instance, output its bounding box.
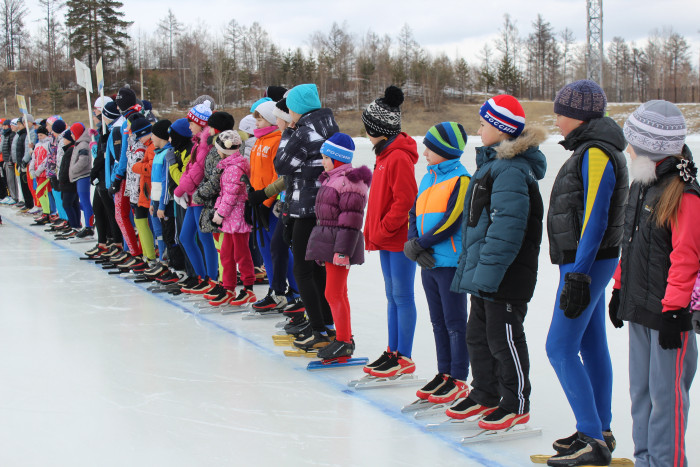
[32,0,700,63]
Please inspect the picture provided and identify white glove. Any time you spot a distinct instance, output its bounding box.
[174,192,189,209]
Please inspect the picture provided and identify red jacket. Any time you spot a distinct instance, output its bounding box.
[364,132,418,252]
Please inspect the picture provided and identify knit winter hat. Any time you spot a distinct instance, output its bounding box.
[255,101,278,126]
[362,86,404,137]
[239,115,257,135]
[192,95,217,111]
[214,130,242,155]
[52,119,66,134]
[102,101,120,120]
[62,129,74,143]
[207,111,235,133]
[265,86,288,102]
[169,118,192,138]
[424,122,468,159]
[286,84,322,116]
[130,117,153,139]
[187,100,212,127]
[70,122,85,140]
[273,98,292,124]
[93,96,113,110]
[623,100,687,161]
[152,119,172,140]
[25,114,35,124]
[321,132,355,164]
[480,95,526,138]
[250,97,272,113]
[116,87,137,112]
[554,80,607,121]
[36,126,49,136]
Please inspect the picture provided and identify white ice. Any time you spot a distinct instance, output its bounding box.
[1,136,699,467]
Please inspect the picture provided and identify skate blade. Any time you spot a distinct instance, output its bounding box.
[241,310,278,320]
[530,455,634,466]
[425,418,483,432]
[70,238,95,244]
[400,399,433,413]
[274,319,289,329]
[413,403,448,420]
[283,349,318,358]
[461,425,541,444]
[348,374,427,390]
[307,357,369,370]
[220,305,250,315]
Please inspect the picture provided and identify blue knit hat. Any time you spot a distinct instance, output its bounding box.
[424,122,468,160]
[480,95,526,137]
[554,80,607,121]
[321,133,355,164]
[130,117,152,139]
[286,84,321,115]
[169,118,192,138]
[250,97,272,112]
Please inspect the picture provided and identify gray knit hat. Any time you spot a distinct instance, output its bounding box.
[623,100,686,161]
[554,80,607,121]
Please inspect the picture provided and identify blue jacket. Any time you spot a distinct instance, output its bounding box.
[151,143,172,210]
[105,117,123,185]
[409,158,470,268]
[451,127,547,304]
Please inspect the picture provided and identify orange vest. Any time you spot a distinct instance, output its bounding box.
[249,129,281,208]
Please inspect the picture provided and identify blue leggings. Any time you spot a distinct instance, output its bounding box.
[379,250,417,358]
[76,177,93,227]
[256,209,298,295]
[546,257,618,440]
[180,205,219,279]
[150,207,165,261]
[52,188,67,219]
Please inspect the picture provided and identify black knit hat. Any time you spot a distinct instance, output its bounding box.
[362,86,404,137]
[265,86,288,102]
[130,116,152,139]
[152,119,172,140]
[207,111,235,132]
[116,87,137,112]
[102,101,121,120]
[52,120,67,134]
[36,126,49,136]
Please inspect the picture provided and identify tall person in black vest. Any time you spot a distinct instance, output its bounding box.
[611,101,700,467]
[545,80,629,467]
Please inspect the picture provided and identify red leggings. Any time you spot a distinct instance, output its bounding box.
[114,182,142,255]
[324,263,351,342]
[221,232,255,290]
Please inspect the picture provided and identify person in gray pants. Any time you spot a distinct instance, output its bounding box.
[2,119,18,202]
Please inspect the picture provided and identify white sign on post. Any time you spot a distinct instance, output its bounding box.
[96,58,106,134]
[74,58,94,130]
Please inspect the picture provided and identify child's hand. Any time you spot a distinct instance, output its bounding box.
[333,253,350,269]
[157,209,165,219]
[149,205,155,216]
[212,212,224,226]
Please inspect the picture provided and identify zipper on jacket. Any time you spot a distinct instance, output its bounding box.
[629,186,649,243]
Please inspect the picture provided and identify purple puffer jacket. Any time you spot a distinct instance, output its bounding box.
[306,164,372,265]
[214,152,252,235]
[174,127,211,206]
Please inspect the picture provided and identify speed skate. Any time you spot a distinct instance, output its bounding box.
[460,424,542,444]
[347,373,427,390]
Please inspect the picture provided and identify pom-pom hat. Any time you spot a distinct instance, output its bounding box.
[187,100,212,127]
[321,133,355,164]
[214,130,242,156]
[424,122,468,160]
[479,95,526,137]
[362,86,404,137]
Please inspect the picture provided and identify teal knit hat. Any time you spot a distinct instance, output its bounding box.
[423,122,468,159]
[286,84,321,115]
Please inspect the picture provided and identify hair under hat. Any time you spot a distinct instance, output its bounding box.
[207,111,235,133]
[623,100,687,161]
[152,119,172,140]
[187,100,212,127]
[286,84,322,116]
[321,132,355,164]
[362,86,404,137]
[554,79,607,121]
[480,95,526,138]
[424,122,468,160]
[214,130,242,156]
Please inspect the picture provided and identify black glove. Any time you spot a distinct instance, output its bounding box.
[248,189,269,207]
[608,289,624,328]
[416,250,436,269]
[560,272,592,319]
[659,310,685,350]
[403,238,424,262]
[108,178,122,196]
[282,216,293,247]
[693,310,700,335]
[50,176,59,190]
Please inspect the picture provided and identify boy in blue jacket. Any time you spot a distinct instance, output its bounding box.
[405,122,471,406]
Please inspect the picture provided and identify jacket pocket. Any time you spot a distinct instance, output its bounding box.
[468,181,490,227]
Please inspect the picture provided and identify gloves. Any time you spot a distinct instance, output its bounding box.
[333,253,350,268]
[282,216,293,247]
[174,192,189,209]
[659,310,685,350]
[248,189,269,207]
[693,310,700,335]
[108,178,122,196]
[608,289,624,328]
[403,238,435,269]
[560,272,592,319]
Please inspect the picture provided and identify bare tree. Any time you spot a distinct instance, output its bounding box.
[157,9,182,69]
[1,0,28,69]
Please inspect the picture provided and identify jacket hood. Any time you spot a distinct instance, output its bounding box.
[216,152,246,170]
[560,116,626,152]
[477,126,547,181]
[429,158,467,177]
[319,164,372,186]
[377,132,419,164]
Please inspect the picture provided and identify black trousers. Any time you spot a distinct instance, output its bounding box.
[160,202,184,270]
[19,171,34,209]
[467,296,531,414]
[289,217,332,331]
[93,187,122,244]
[174,203,196,277]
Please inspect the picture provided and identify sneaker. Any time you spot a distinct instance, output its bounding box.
[477,407,529,431]
[203,283,226,300]
[109,251,130,264]
[369,352,415,378]
[101,245,122,258]
[427,377,469,404]
[76,227,94,238]
[445,397,497,420]
[293,330,331,350]
[253,292,287,311]
[119,255,142,269]
[317,339,355,360]
[182,278,215,294]
[230,288,256,307]
[209,290,234,306]
[546,433,612,467]
[553,431,616,454]
[363,350,393,374]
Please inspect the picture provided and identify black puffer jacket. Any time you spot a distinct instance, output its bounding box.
[547,117,629,265]
[1,129,14,162]
[58,144,76,192]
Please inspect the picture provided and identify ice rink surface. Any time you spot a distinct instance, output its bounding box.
[1,135,699,466]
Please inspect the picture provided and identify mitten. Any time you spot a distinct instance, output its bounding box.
[416,249,436,269]
[403,238,426,262]
[659,310,684,350]
[608,288,623,328]
[333,253,350,268]
[248,189,269,207]
[560,272,592,319]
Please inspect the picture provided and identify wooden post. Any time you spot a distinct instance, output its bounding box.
[28,97,32,114]
[77,94,80,110]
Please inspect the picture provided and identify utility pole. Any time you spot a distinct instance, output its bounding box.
[586,0,604,87]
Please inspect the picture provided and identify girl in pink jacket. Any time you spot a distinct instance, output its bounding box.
[209,130,256,308]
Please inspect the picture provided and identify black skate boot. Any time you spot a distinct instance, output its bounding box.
[76,227,94,238]
[546,433,612,466]
[317,339,355,361]
[284,316,310,335]
[363,350,393,374]
[293,330,330,351]
[553,430,616,454]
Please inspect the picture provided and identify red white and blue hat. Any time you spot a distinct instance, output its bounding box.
[479,95,526,137]
[321,132,355,164]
